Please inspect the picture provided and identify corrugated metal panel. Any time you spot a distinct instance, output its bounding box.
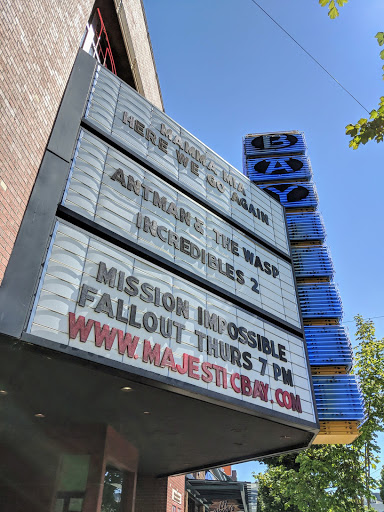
[245,155,312,182]
[312,375,365,421]
[286,212,326,242]
[305,326,353,368]
[243,132,306,156]
[258,182,318,209]
[291,246,334,278]
[297,283,343,319]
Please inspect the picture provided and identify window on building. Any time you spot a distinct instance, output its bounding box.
[101,467,125,512]
[81,8,116,75]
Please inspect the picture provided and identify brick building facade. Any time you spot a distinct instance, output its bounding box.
[0,0,91,281]
[0,0,162,283]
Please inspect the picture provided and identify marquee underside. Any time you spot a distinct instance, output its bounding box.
[0,337,315,476]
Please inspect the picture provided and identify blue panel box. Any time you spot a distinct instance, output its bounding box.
[305,326,353,369]
[245,155,312,183]
[312,375,365,421]
[243,132,306,157]
[286,212,326,242]
[291,246,334,279]
[258,182,318,209]
[297,283,343,319]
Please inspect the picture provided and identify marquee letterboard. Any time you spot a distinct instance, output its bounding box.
[62,130,301,329]
[84,67,290,256]
[27,221,315,423]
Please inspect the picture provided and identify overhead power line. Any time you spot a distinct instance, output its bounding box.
[344,315,384,324]
[249,0,370,114]
[370,466,382,477]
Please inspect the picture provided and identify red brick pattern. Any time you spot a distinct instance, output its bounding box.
[0,0,93,283]
[135,475,185,512]
[166,475,185,512]
[136,476,168,512]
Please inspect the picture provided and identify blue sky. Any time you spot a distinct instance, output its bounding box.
[143,0,384,481]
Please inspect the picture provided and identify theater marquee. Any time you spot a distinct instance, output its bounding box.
[0,52,318,473]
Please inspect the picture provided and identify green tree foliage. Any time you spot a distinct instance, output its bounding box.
[353,315,384,508]
[255,315,384,512]
[257,446,365,512]
[319,0,348,20]
[318,1,384,148]
[345,33,384,149]
[380,466,384,503]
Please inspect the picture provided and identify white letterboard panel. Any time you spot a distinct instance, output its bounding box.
[28,221,316,424]
[63,130,301,329]
[84,66,290,255]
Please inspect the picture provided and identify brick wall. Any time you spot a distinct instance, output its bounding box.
[120,0,164,111]
[0,0,94,283]
[166,475,185,512]
[136,476,168,512]
[135,475,185,512]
